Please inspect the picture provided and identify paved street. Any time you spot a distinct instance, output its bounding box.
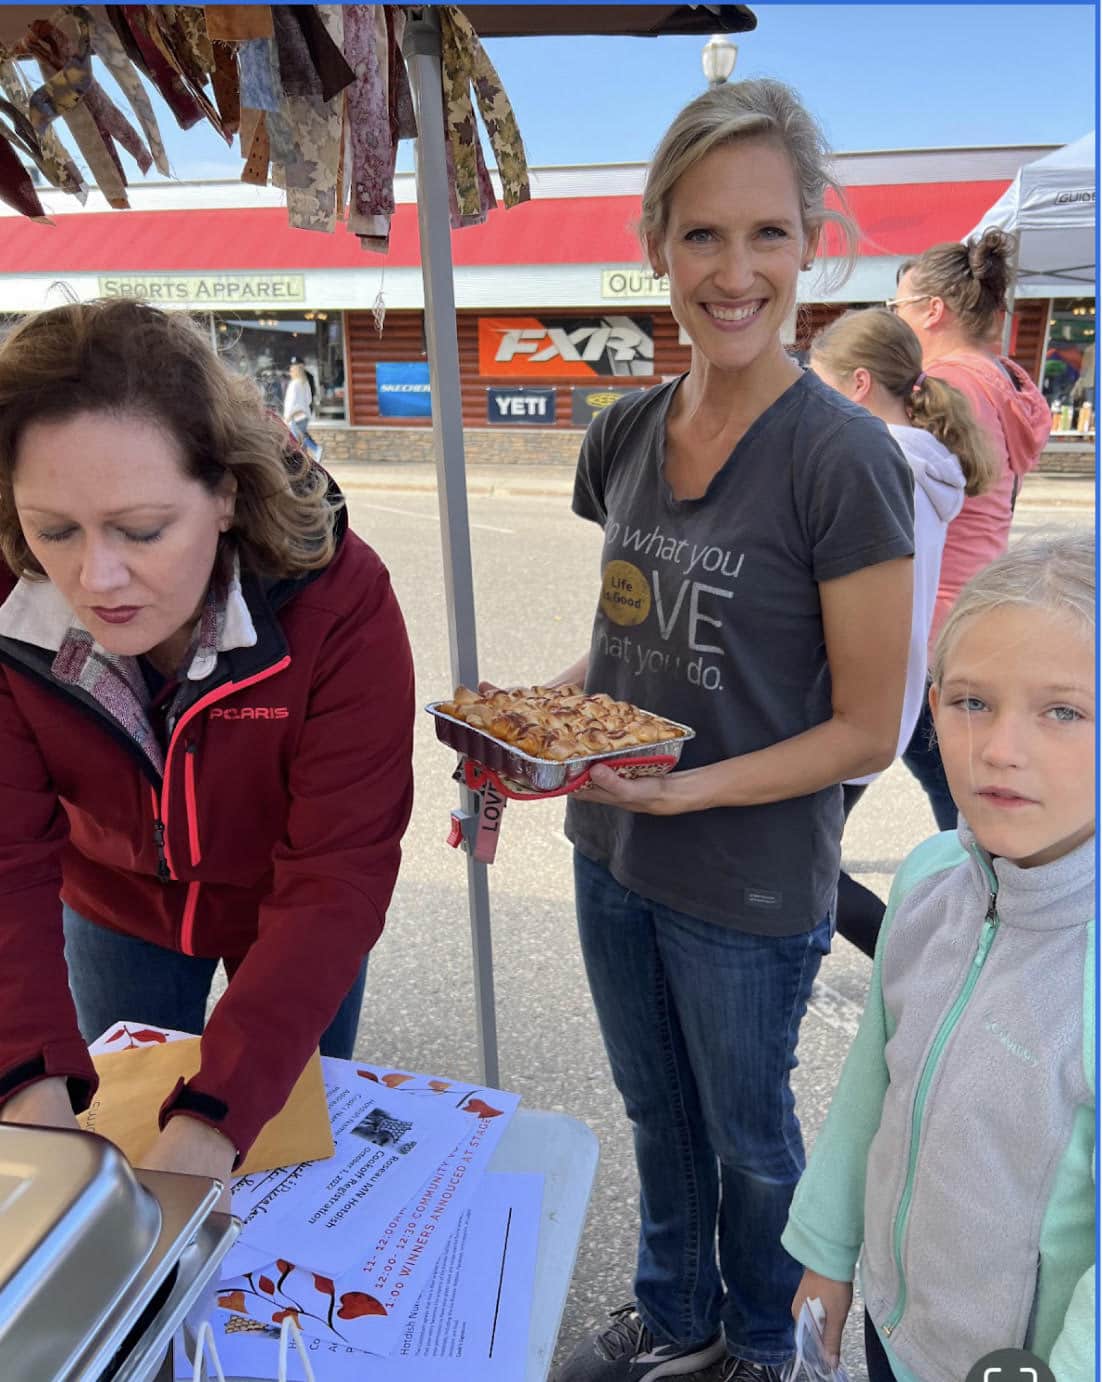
[320,470,1093,1378]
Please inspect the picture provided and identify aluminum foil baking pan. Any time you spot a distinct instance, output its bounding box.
[427,701,696,792]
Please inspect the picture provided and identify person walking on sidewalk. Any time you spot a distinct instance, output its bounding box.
[283,358,323,464]
[887,229,1051,829]
[546,79,916,1382]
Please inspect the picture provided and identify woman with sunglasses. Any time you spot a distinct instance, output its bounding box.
[886,228,1050,830]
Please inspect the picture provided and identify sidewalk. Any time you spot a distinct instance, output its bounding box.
[329,460,1096,509]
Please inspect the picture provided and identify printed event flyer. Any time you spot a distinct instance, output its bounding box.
[174,1171,543,1381]
[217,1058,521,1354]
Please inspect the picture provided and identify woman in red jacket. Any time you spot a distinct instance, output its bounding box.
[0,299,415,1192]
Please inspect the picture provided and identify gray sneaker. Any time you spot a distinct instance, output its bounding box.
[719,1357,793,1382]
[556,1303,726,1381]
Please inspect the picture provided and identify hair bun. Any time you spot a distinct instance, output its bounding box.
[967,227,1013,281]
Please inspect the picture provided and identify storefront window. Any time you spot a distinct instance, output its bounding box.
[1042,297,1095,434]
[216,310,346,421]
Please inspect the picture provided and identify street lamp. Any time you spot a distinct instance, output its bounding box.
[701,33,738,87]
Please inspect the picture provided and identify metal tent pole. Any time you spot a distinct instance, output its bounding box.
[403,10,500,1088]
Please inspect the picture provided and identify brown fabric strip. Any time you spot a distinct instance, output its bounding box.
[204,5,274,42]
[239,107,269,185]
[211,42,241,137]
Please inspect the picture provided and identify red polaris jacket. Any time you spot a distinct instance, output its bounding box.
[0,503,415,1160]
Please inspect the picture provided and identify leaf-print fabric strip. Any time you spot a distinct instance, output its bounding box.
[140,7,228,139]
[117,6,206,131]
[0,58,86,197]
[441,6,530,211]
[269,7,345,234]
[24,16,131,207]
[344,3,392,245]
[89,12,170,176]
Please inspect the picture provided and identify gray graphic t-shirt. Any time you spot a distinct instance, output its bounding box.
[565,370,915,934]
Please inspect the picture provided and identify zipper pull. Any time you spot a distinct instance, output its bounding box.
[152,819,170,883]
[985,890,998,923]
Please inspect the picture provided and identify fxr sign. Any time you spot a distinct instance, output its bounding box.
[478,315,654,378]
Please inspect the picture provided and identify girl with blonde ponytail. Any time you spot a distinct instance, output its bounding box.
[810,307,993,955]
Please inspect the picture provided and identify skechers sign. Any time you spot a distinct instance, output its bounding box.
[486,387,557,425]
[376,362,432,418]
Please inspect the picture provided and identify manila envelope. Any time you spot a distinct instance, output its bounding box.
[78,1039,334,1176]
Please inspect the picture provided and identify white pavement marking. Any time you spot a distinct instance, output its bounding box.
[361,501,515,536]
[807,979,863,1040]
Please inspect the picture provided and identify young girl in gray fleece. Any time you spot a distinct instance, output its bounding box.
[783,531,1095,1382]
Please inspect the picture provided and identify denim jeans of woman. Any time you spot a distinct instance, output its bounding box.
[62,905,368,1056]
[574,851,832,1366]
[901,689,958,832]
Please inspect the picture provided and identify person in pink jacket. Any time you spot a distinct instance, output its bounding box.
[886,228,1052,829]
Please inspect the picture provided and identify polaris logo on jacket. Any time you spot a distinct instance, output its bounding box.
[209,706,289,720]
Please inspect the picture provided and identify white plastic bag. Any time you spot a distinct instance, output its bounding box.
[784,1299,851,1382]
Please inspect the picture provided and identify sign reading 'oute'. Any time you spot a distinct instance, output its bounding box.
[601,269,670,300]
[98,274,306,303]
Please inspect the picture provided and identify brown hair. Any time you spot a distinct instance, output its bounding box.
[639,78,859,289]
[0,298,339,580]
[897,227,1014,342]
[810,308,999,497]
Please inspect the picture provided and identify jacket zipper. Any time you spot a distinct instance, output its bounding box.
[882,851,1000,1339]
[184,743,202,867]
[159,656,292,953]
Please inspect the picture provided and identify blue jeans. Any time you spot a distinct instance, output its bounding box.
[62,905,368,1057]
[574,851,832,1365]
[901,691,958,832]
[290,416,321,461]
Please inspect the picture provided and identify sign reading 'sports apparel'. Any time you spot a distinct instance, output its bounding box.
[376,362,432,418]
[486,387,557,424]
[478,315,654,378]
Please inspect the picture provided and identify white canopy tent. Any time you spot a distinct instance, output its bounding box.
[964,132,1096,299]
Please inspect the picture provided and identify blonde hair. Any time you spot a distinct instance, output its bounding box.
[810,309,999,496]
[0,299,339,580]
[931,532,1096,685]
[898,227,1014,342]
[639,78,858,290]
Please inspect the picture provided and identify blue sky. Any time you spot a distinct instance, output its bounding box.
[82,4,1100,180]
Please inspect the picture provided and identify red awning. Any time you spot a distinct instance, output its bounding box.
[0,180,1010,274]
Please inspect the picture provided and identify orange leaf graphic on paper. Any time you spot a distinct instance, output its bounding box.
[272,1308,301,1326]
[428,1080,451,1092]
[314,1274,335,1295]
[217,1290,246,1314]
[463,1098,503,1118]
[258,1275,275,1294]
[337,1291,387,1320]
[106,1026,127,1043]
[131,1028,168,1043]
[276,1259,294,1274]
[380,1073,412,1088]
[356,1069,380,1082]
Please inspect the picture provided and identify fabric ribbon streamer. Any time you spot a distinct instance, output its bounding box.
[0,2,532,260]
[89,11,171,176]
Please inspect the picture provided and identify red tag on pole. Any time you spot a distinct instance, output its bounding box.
[473,778,507,863]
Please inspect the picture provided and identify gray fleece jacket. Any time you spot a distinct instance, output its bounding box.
[783,827,1095,1381]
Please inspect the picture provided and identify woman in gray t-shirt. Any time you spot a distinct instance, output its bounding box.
[546,82,915,1382]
